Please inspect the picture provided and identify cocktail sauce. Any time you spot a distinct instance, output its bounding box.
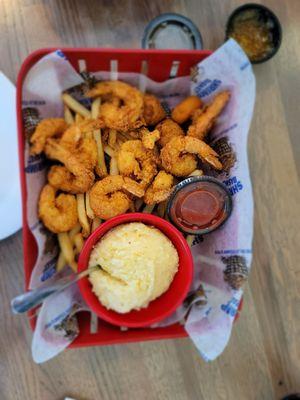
[167,177,232,235]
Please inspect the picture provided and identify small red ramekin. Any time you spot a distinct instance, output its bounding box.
[77,213,193,328]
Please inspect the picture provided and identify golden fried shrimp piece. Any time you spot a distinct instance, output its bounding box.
[141,128,160,150]
[123,177,145,198]
[60,119,103,144]
[30,118,68,155]
[60,125,98,171]
[89,175,131,220]
[86,81,144,132]
[38,184,78,233]
[117,140,157,187]
[155,118,184,147]
[171,95,202,124]
[191,107,205,124]
[161,136,222,176]
[143,94,166,125]
[144,171,174,204]
[101,93,121,107]
[47,165,91,194]
[187,91,230,140]
[45,139,95,193]
[76,136,98,170]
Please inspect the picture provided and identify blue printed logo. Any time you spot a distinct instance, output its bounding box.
[240,61,250,71]
[223,175,243,196]
[221,297,239,317]
[205,306,212,317]
[195,79,221,98]
[41,256,57,282]
[56,50,67,59]
[45,305,73,329]
[22,100,46,106]
[25,154,46,173]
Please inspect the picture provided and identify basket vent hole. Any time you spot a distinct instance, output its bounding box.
[110,60,118,81]
[90,312,99,334]
[169,61,180,78]
[139,60,148,93]
[78,59,87,73]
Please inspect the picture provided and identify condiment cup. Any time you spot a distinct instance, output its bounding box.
[225,3,282,64]
[77,213,193,328]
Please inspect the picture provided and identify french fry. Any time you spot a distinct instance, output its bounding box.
[143,204,155,214]
[64,105,74,124]
[91,97,101,119]
[109,156,119,176]
[186,235,194,247]
[135,198,144,211]
[85,191,95,219]
[74,232,84,254]
[92,217,102,232]
[108,129,117,148]
[69,222,81,241]
[157,200,167,218]
[75,113,84,124]
[76,194,90,238]
[58,232,75,266]
[189,169,203,177]
[93,129,108,177]
[103,144,115,157]
[56,251,66,272]
[62,93,91,118]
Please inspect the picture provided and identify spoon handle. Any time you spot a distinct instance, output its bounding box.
[11,268,93,314]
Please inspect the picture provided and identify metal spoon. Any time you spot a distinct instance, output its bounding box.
[11,265,100,314]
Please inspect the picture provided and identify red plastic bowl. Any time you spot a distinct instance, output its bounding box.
[77,213,193,328]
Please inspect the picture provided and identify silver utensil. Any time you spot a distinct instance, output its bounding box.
[11,265,100,314]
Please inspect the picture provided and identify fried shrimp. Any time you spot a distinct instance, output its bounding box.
[117,140,157,187]
[86,81,144,131]
[187,91,230,140]
[38,184,78,233]
[155,118,184,147]
[60,125,98,171]
[143,94,166,125]
[161,136,222,176]
[171,95,202,124]
[123,177,145,197]
[89,175,131,220]
[45,139,95,193]
[60,119,102,143]
[30,118,68,155]
[141,128,160,150]
[144,171,174,204]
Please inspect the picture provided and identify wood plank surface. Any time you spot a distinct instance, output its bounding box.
[0,1,299,399]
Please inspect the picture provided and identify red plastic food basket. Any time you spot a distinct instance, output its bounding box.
[17,48,241,348]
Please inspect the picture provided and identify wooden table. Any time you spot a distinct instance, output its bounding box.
[0,1,299,399]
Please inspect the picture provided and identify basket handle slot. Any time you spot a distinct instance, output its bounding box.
[78,59,87,73]
[110,60,118,81]
[139,60,148,93]
[90,311,99,334]
[169,60,180,78]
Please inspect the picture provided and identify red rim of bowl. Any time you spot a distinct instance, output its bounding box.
[77,213,194,328]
